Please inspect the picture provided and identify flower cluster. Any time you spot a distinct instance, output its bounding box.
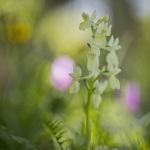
[69,11,121,106]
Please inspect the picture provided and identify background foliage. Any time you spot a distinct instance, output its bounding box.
[0,0,150,149]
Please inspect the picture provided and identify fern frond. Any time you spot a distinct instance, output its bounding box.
[44,113,70,150]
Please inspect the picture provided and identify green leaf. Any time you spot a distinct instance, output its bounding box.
[11,135,27,144]
[44,114,71,150]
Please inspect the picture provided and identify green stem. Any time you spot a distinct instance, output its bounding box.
[86,80,94,150]
[83,79,89,91]
[93,70,109,83]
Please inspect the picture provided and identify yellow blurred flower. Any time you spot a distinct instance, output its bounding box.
[7,23,31,43]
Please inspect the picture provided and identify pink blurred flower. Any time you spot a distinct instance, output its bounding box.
[125,82,141,113]
[50,56,74,91]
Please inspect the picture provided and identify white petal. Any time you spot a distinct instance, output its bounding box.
[91,45,100,56]
[69,65,82,80]
[106,24,112,36]
[109,76,120,89]
[108,35,114,47]
[87,51,99,72]
[96,22,105,35]
[106,52,118,66]
[94,80,108,94]
[69,81,80,93]
[114,38,119,45]
[99,80,108,94]
[93,35,107,48]
[112,68,121,75]
[107,63,114,72]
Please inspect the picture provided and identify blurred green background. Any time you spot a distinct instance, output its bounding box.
[0,0,150,149]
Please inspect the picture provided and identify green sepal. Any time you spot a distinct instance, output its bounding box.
[69,65,82,80]
[91,10,97,21]
[79,21,91,31]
